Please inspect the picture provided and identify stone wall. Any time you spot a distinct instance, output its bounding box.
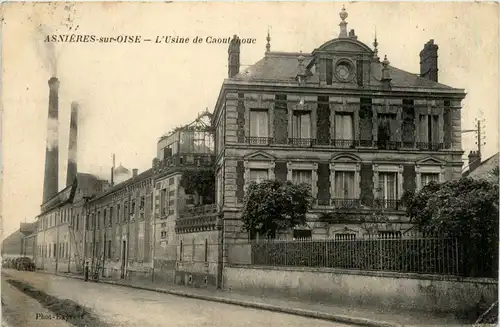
[224,265,498,315]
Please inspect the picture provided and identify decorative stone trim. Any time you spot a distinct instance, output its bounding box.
[286,161,318,197]
[415,164,445,191]
[243,160,275,189]
[330,161,361,199]
[372,164,404,200]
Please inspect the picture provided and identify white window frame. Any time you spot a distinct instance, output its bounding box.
[249,109,270,138]
[416,165,444,191]
[372,164,404,200]
[244,161,275,189]
[330,162,361,200]
[286,162,318,198]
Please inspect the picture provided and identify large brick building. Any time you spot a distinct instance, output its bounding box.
[212,6,465,251]
[29,6,466,289]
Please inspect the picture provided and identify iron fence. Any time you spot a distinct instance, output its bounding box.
[235,233,497,277]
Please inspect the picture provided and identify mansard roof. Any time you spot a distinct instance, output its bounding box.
[231,48,456,90]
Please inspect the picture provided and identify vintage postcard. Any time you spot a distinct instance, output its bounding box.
[1,2,498,327]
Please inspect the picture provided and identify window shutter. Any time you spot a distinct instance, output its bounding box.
[236,161,245,203]
[317,96,330,145]
[403,165,416,194]
[317,163,330,204]
[360,163,374,206]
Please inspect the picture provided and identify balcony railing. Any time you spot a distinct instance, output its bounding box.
[315,198,404,211]
[237,137,451,151]
[288,138,316,147]
[153,153,215,172]
[245,137,274,145]
[330,139,357,148]
[416,142,444,151]
[374,199,403,210]
[331,198,361,208]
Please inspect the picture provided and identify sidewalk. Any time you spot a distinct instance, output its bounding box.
[48,270,463,327]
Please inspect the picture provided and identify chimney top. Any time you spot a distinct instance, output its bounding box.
[419,39,439,82]
[132,168,138,178]
[48,77,60,89]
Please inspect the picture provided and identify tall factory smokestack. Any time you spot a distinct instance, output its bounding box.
[66,101,78,187]
[43,77,60,203]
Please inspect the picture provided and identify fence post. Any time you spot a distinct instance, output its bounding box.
[325,239,329,267]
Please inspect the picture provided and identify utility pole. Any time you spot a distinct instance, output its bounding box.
[461,115,486,171]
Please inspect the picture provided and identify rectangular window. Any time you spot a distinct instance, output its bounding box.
[292,170,312,186]
[140,196,145,211]
[421,173,440,187]
[249,169,268,184]
[117,204,121,223]
[109,207,114,226]
[107,240,112,259]
[334,113,354,146]
[179,241,183,262]
[131,200,136,215]
[204,239,208,263]
[160,231,167,239]
[378,172,398,204]
[419,114,440,144]
[53,243,56,257]
[160,189,167,216]
[103,210,107,227]
[249,109,269,138]
[377,113,398,148]
[334,171,356,199]
[123,202,128,222]
[292,111,311,139]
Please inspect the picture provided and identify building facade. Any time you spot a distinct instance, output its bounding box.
[28,7,467,290]
[212,7,466,257]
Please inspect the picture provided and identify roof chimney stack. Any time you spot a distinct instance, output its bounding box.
[420,39,439,82]
[43,77,60,203]
[468,151,481,174]
[66,102,79,187]
[228,35,241,78]
[132,168,138,178]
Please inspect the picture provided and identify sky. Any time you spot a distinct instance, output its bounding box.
[1,2,499,237]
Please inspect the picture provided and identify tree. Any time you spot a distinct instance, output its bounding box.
[405,177,499,277]
[241,180,313,239]
[180,169,215,205]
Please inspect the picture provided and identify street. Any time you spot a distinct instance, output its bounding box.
[2,270,352,327]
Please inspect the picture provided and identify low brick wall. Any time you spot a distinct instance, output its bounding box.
[224,265,498,314]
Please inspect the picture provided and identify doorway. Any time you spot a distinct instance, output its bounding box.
[120,240,127,279]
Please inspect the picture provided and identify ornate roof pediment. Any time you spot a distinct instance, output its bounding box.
[415,156,447,166]
[243,151,276,161]
[314,38,373,55]
[330,153,362,162]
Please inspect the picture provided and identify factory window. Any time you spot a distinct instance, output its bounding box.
[161,223,166,228]
[160,231,167,239]
[131,200,136,216]
[179,241,183,262]
[53,244,56,257]
[123,202,128,222]
[169,209,175,216]
[107,240,112,259]
[109,207,114,226]
[140,196,145,211]
[160,189,167,216]
[117,204,121,223]
[204,239,208,263]
[103,209,107,227]
[150,193,154,210]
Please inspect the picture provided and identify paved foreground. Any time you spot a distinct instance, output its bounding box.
[1,278,71,327]
[2,270,352,327]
